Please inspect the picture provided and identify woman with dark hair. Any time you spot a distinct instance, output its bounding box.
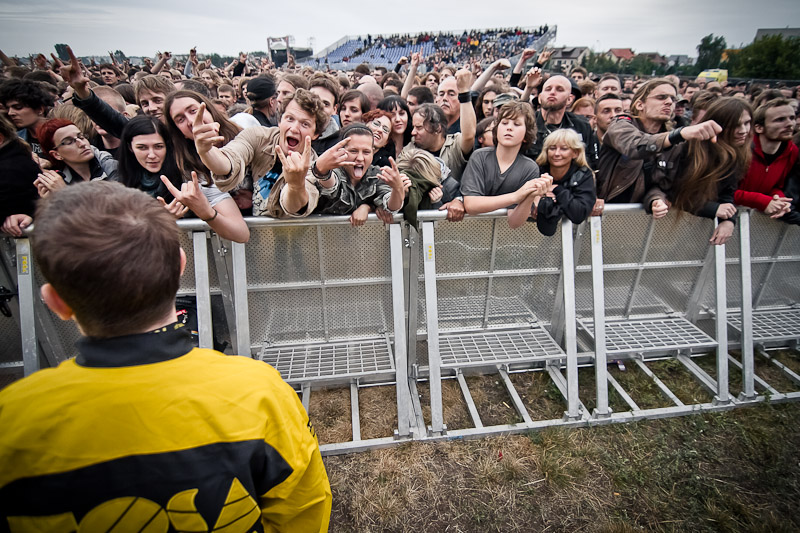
[315,123,407,226]
[0,114,41,237]
[163,90,242,181]
[34,118,119,198]
[377,95,412,158]
[363,109,394,168]
[664,97,753,245]
[119,114,249,243]
[475,85,500,122]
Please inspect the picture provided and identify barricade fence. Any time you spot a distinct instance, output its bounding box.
[2,208,798,454]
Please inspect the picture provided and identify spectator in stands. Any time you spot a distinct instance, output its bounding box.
[247,76,280,127]
[594,94,624,145]
[735,98,797,221]
[338,89,369,127]
[276,73,309,109]
[0,181,331,530]
[378,95,412,159]
[0,78,54,155]
[533,129,596,236]
[655,98,753,244]
[35,118,119,196]
[117,115,249,243]
[406,86,434,116]
[460,100,551,227]
[314,123,407,226]
[194,89,327,218]
[528,75,598,170]
[364,109,394,167]
[309,73,342,153]
[597,78,721,215]
[0,114,40,237]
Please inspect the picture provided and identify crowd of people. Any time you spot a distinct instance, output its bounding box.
[2,38,798,245]
[1,31,800,531]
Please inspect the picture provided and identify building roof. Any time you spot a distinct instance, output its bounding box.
[607,48,635,60]
[551,46,589,60]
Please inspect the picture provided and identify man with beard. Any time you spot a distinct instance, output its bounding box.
[735,99,798,222]
[527,75,598,169]
[597,78,721,216]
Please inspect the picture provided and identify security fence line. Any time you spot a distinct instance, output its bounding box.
[1,207,798,455]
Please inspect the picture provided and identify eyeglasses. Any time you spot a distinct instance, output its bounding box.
[55,132,88,148]
[370,121,391,135]
[647,93,677,103]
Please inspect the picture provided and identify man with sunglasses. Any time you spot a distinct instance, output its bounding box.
[597,78,721,216]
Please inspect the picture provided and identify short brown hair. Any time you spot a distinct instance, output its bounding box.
[309,73,340,107]
[753,97,791,127]
[492,101,537,150]
[280,73,309,91]
[282,88,328,135]
[32,181,182,338]
[134,75,176,104]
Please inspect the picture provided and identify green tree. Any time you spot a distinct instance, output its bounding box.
[695,34,726,71]
[724,35,800,79]
[581,50,619,74]
[625,55,657,76]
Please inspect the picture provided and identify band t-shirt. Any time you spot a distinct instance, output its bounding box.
[460,147,540,206]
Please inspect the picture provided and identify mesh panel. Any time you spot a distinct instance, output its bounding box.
[581,317,717,354]
[246,226,321,285]
[728,309,800,342]
[599,211,651,264]
[0,317,22,364]
[432,218,493,274]
[260,339,394,383]
[178,230,196,293]
[439,328,565,368]
[320,225,391,280]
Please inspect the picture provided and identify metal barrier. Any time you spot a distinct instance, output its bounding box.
[2,207,799,453]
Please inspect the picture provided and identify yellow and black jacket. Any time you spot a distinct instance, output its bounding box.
[0,323,331,532]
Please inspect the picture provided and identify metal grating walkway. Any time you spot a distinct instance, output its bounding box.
[728,308,800,342]
[260,338,394,383]
[580,317,717,354]
[439,328,565,368]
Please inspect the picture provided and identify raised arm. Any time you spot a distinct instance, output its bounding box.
[455,69,476,154]
[400,51,422,100]
[470,58,510,93]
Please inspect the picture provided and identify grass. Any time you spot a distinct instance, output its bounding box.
[324,402,800,532]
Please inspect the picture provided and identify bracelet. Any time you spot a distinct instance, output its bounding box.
[458,92,471,103]
[311,161,331,180]
[202,208,219,222]
[667,127,685,145]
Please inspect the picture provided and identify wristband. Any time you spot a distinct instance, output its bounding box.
[311,161,331,180]
[202,208,219,222]
[667,127,685,145]
[458,92,471,103]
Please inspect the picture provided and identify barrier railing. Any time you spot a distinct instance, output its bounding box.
[2,206,798,454]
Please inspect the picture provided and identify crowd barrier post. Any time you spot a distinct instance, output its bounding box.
[389,222,412,438]
[589,215,611,419]
[421,220,444,435]
[712,219,730,405]
[230,240,250,356]
[560,219,581,421]
[192,230,213,349]
[737,210,757,401]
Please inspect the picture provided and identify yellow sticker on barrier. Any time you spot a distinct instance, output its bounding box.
[18,254,29,275]
[425,244,434,262]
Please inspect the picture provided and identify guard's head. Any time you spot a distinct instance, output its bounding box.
[33,181,185,338]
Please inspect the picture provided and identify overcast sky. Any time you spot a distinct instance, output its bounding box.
[1,0,799,60]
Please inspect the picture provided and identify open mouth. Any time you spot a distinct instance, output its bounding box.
[285,134,300,150]
[353,164,365,178]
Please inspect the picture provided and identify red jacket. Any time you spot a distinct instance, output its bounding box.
[735,135,798,211]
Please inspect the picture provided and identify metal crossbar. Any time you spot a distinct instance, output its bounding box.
[439,328,565,368]
[260,338,394,383]
[436,295,537,324]
[580,317,717,354]
[728,309,800,342]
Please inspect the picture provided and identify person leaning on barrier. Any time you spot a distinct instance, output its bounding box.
[735,98,798,223]
[314,123,408,226]
[460,100,552,228]
[651,97,753,245]
[194,88,329,218]
[596,78,722,218]
[0,114,40,237]
[0,181,332,530]
[533,128,596,236]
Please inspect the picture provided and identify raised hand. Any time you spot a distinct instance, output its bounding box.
[410,52,422,68]
[537,48,553,64]
[160,171,213,219]
[275,135,313,188]
[157,196,189,219]
[520,48,537,62]
[60,46,91,99]
[493,58,511,71]
[454,68,473,93]
[377,157,405,192]
[315,137,354,175]
[525,66,542,88]
[680,120,722,143]
[192,103,223,155]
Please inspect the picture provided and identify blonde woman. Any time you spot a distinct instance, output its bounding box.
[534,128,596,236]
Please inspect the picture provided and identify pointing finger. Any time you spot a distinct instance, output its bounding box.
[160,175,181,197]
[193,102,206,130]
